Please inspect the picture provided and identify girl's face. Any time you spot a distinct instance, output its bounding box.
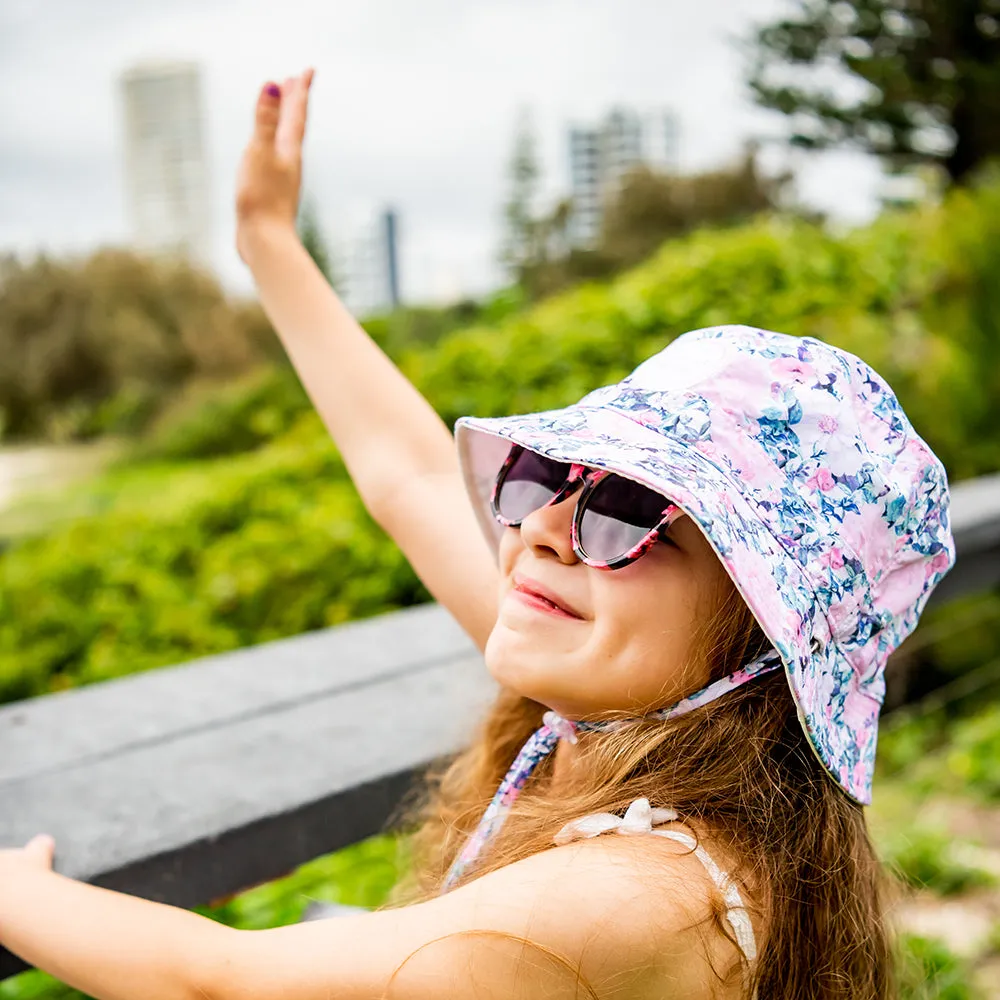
[485,481,732,719]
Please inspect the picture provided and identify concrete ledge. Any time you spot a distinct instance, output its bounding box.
[0,604,494,979]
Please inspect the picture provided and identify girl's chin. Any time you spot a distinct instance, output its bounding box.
[484,653,588,716]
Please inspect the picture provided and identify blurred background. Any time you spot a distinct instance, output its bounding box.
[1,0,999,997]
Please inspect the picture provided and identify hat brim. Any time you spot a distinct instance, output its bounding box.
[456,404,878,805]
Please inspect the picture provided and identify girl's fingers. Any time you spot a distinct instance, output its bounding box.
[276,68,313,162]
[25,833,55,868]
[254,81,282,145]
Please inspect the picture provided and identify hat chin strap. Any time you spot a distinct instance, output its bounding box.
[441,648,782,892]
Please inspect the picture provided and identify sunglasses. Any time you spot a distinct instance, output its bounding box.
[490,444,683,569]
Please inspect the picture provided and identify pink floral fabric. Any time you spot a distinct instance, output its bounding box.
[455,325,956,804]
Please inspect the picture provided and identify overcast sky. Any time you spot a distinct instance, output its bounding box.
[1,0,886,304]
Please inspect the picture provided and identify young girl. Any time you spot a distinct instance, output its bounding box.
[0,69,955,1000]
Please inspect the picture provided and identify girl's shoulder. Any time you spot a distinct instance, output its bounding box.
[202,800,754,1000]
[414,801,755,998]
[553,798,759,972]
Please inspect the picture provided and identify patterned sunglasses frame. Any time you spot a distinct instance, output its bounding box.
[490,444,684,570]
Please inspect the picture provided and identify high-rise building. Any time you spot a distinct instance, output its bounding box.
[341,208,402,317]
[119,61,211,265]
[568,107,680,248]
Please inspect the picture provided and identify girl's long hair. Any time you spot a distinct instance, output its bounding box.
[393,574,895,999]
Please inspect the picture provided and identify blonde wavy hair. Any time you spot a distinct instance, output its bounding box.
[391,573,897,999]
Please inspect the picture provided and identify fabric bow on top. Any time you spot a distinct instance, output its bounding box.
[554,797,679,845]
[553,797,758,964]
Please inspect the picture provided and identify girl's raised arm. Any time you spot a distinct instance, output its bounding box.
[235,71,498,651]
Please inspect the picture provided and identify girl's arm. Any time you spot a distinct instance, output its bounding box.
[235,72,498,651]
[0,837,228,1000]
[1,834,728,1000]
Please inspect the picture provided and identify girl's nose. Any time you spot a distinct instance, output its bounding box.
[517,484,581,565]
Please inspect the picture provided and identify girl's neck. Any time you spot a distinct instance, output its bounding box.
[551,736,583,790]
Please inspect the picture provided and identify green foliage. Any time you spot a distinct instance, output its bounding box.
[938,704,1000,802]
[897,934,982,1000]
[598,146,793,269]
[413,168,1000,481]
[196,833,406,930]
[361,288,525,358]
[518,144,796,302]
[880,696,1000,804]
[882,826,997,895]
[0,250,279,443]
[127,291,530,464]
[498,106,542,282]
[131,366,312,463]
[745,0,1000,184]
[0,972,84,1000]
[0,421,429,702]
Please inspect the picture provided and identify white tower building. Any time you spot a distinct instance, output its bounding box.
[568,107,680,248]
[119,61,211,265]
[342,208,402,317]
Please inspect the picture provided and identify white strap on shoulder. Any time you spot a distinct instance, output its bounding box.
[554,798,757,963]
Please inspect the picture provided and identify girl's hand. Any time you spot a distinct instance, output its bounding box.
[235,68,315,262]
[0,835,55,877]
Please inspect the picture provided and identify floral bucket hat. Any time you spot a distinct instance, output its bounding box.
[454,325,956,807]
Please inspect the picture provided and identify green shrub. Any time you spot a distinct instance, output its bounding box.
[882,827,997,896]
[940,704,1000,803]
[897,934,981,1000]
[131,366,312,463]
[0,422,429,702]
[0,251,279,443]
[408,170,1000,481]
[879,698,1000,804]
[196,833,405,930]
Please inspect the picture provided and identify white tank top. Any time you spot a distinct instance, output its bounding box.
[553,797,758,965]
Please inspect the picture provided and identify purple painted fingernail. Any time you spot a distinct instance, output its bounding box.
[265,83,280,98]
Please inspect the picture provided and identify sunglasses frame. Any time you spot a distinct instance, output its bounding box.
[490,444,683,570]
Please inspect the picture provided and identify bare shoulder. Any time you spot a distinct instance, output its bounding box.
[432,832,751,998]
[203,833,750,1000]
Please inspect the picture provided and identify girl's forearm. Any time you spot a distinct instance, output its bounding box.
[0,866,231,1000]
[240,221,459,520]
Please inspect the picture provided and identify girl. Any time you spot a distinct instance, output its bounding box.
[0,69,955,999]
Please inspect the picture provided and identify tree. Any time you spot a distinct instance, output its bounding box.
[498,107,543,283]
[745,0,1000,184]
[297,197,339,289]
[0,250,267,441]
[600,143,793,269]
[516,143,795,299]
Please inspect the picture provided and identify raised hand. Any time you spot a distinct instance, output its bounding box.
[235,68,315,262]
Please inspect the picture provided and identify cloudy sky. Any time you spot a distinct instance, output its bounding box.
[1,0,885,304]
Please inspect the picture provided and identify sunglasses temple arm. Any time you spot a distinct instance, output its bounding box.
[662,503,684,527]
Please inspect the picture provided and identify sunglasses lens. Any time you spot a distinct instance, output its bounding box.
[579,474,670,562]
[496,448,572,522]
